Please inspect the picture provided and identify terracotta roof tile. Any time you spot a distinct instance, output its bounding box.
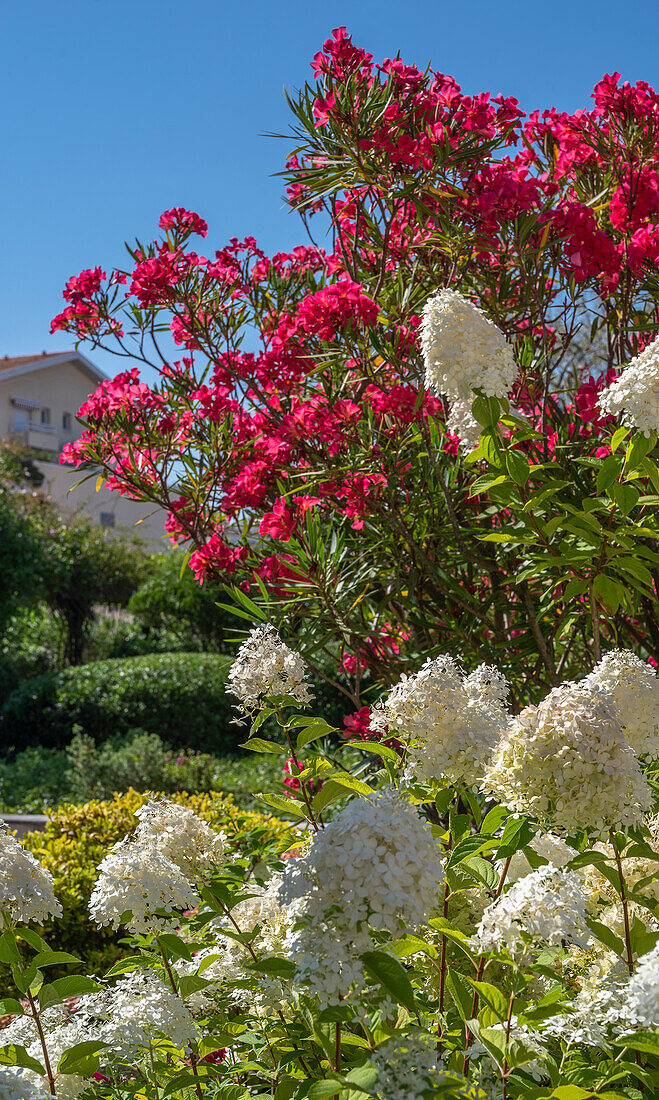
[0,353,76,373]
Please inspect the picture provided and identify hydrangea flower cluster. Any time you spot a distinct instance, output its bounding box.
[0,1067,52,1100]
[372,1035,458,1100]
[370,655,509,786]
[581,648,659,757]
[280,790,444,1003]
[420,289,518,401]
[473,864,589,957]
[483,682,652,833]
[0,1005,89,1099]
[0,827,62,925]
[504,831,579,884]
[625,941,659,1028]
[598,334,659,435]
[227,623,313,717]
[446,397,482,451]
[134,797,226,881]
[90,799,224,934]
[89,835,200,934]
[76,969,199,1058]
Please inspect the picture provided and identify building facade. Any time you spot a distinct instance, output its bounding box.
[0,351,169,548]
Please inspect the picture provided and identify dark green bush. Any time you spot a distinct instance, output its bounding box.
[0,744,69,812]
[0,655,19,707]
[0,652,237,754]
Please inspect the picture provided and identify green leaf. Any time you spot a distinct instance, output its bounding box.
[308,1082,343,1100]
[613,481,640,515]
[625,430,656,471]
[38,975,100,1009]
[259,793,309,819]
[312,774,373,814]
[296,721,334,750]
[447,970,475,1020]
[506,449,530,487]
[465,978,509,1023]
[361,950,416,1013]
[32,950,80,968]
[240,738,287,754]
[613,1031,659,1055]
[156,933,193,962]
[447,835,488,868]
[461,855,499,890]
[592,574,625,612]
[0,933,20,966]
[0,999,23,1017]
[496,815,536,859]
[0,1044,46,1076]
[584,917,625,958]
[57,1040,108,1076]
[611,426,630,453]
[596,454,622,493]
[244,957,296,979]
[355,741,401,764]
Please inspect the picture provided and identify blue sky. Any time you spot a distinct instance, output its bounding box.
[3,0,659,380]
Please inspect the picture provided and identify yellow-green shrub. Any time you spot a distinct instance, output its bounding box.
[17,788,293,977]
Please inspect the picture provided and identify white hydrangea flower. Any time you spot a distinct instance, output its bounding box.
[581,649,659,758]
[280,791,445,1004]
[505,832,579,884]
[373,1034,456,1100]
[483,682,652,833]
[625,942,659,1028]
[0,827,62,925]
[134,798,225,882]
[598,335,659,435]
[178,874,304,1016]
[421,288,517,401]
[89,835,199,934]
[227,623,312,717]
[468,1017,548,1081]
[473,864,589,958]
[370,655,509,786]
[0,1006,89,1099]
[0,1068,51,1100]
[75,969,199,1059]
[446,397,483,451]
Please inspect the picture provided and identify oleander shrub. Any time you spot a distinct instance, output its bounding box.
[0,652,236,753]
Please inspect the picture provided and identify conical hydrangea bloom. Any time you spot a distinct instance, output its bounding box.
[581,649,659,758]
[483,682,652,833]
[598,335,659,434]
[370,655,509,786]
[421,289,517,401]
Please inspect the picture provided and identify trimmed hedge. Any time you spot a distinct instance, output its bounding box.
[0,652,237,753]
[15,788,292,982]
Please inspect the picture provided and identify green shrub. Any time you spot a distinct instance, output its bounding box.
[0,655,19,707]
[16,788,293,981]
[85,615,193,661]
[0,652,236,753]
[65,729,218,801]
[0,744,69,812]
[1,604,64,679]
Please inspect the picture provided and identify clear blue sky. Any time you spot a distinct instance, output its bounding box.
[3,0,659,381]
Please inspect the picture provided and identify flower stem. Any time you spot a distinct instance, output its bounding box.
[26,989,56,1098]
[610,832,635,975]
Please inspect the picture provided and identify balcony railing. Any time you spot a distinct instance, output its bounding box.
[10,417,57,435]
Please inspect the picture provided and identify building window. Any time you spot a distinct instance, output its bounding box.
[41,408,51,425]
[99,512,116,528]
[62,412,72,431]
